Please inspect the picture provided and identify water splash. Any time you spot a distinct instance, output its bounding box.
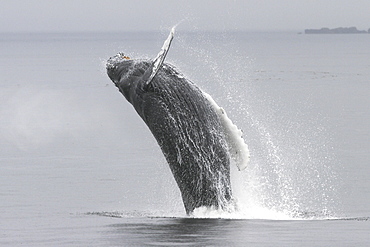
[172,31,340,220]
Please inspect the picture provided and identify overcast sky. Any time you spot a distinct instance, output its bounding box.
[1,0,370,32]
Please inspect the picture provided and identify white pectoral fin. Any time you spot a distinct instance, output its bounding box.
[203,93,250,171]
[145,26,175,86]
[221,111,250,171]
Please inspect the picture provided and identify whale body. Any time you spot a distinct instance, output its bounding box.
[106,29,248,214]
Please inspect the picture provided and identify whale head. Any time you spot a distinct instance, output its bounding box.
[106,53,140,104]
[106,52,134,84]
[106,54,153,114]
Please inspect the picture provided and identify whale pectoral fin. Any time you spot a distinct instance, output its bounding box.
[144,26,175,86]
[203,93,250,171]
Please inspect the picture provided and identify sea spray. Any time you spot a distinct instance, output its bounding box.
[172,31,339,219]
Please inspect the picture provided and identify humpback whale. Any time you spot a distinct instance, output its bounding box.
[106,28,249,214]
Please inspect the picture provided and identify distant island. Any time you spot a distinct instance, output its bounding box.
[305,27,370,34]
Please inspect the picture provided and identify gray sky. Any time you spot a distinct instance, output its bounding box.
[1,0,370,32]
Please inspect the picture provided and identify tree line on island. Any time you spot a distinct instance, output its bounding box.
[305,27,370,34]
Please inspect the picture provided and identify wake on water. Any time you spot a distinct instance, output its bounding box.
[97,26,342,221]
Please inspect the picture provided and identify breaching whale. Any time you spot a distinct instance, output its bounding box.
[106,27,249,214]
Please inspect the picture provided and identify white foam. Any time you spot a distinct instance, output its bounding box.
[203,92,250,171]
[190,205,296,220]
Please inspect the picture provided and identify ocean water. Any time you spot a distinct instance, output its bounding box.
[0,31,369,246]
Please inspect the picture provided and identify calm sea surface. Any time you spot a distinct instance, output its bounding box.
[0,31,369,246]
